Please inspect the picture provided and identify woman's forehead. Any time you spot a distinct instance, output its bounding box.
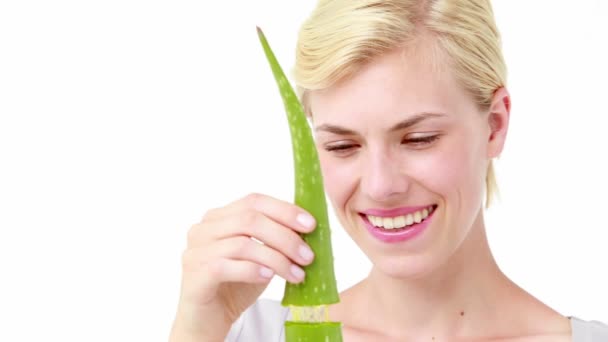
[308,48,472,125]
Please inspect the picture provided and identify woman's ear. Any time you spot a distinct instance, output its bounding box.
[487,87,511,158]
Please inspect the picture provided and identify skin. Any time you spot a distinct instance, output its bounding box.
[308,37,572,341]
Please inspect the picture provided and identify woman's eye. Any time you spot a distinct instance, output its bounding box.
[324,144,357,154]
[402,135,440,147]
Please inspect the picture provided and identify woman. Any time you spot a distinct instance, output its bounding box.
[170,0,608,341]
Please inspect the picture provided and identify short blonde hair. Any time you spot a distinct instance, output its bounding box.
[293,0,506,208]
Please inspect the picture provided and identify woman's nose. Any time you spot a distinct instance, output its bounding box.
[360,150,410,202]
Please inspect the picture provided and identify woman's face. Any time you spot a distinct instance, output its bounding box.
[309,41,509,278]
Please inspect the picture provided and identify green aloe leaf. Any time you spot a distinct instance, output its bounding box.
[256,27,342,341]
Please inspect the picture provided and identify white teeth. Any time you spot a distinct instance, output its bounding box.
[369,216,377,226]
[394,215,406,228]
[413,211,422,223]
[366,206,435,229]
[405,214,414,226]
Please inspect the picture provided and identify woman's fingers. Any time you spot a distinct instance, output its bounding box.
[179,192,316,313]
[193,211,315,267]
[173,192,318,340]
[242,193,317,233]
[184,236,307,285]
[181,257,273,306]
[196,193,316,234]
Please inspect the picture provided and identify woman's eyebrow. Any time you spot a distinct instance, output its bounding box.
[313,123,358,136]
[314,112,446,136]
[389,112,446,132]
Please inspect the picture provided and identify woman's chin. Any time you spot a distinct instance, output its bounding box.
[370,253,445,280]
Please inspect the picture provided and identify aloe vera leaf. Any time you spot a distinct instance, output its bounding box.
[285,322,343,342]
[256,27,340,308]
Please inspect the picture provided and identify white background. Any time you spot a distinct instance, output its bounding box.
[1,1,607,341]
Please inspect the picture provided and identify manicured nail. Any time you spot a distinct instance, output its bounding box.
[260,267,274,278]
[290,264,305,281]
[299,244,314,262]
[296,213,315,229]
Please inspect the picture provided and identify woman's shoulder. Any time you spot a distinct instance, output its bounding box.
[570,316,608,341]
[225,298,289,342]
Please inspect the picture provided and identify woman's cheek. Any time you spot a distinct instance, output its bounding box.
[424,141,485,208]
[411,144,479,209]
[320,155,349,202]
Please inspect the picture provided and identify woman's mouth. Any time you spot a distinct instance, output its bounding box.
[360,205,437,243]
[365,205,435,231]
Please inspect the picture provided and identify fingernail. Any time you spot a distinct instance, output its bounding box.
[296,213,315,229]
[299,244,314,262]
[260,267,274,278]
[290,264,305,281]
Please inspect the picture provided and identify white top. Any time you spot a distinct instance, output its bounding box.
[225,298,608,342]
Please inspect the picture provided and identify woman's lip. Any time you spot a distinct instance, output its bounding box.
[360,204,437,217]
[361,207,434,243]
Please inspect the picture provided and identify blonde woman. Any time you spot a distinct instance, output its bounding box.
[170,1,608,341]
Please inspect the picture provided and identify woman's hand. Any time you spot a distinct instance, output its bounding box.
[169,193,316,341]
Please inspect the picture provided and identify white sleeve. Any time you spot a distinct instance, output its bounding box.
[225,299,290,342]
[570,316,608,341]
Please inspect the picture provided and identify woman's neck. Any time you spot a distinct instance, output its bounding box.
[335,213,520,340]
